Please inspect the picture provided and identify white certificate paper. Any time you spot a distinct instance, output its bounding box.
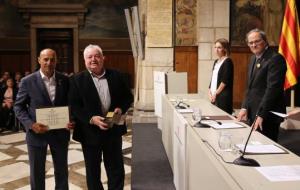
[236,144,286,154]
[36,106,69,130]
[210,122,245,129]
[270,111,288,118]
[256,165,300,181]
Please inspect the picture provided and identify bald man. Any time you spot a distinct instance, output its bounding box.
[14,49,73,190]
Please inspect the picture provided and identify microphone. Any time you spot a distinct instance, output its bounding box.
[175,101,190,109]
[201,117,222,125]
[233,115,260,167]
[193,117,222,128]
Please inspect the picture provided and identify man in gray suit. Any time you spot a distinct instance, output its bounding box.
[14,48,73,190]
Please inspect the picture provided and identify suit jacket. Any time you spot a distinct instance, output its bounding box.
[209,57,234,114]
[69,69,133,145]
[242,47,287,123]
[14,71,70,147]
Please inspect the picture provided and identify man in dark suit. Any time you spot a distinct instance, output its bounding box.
[14,48,73,190]
[237,28,287,141]
[69,44,133,190]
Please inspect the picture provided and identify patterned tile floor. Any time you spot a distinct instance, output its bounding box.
[0,109,157,190]
[0,127,133,190]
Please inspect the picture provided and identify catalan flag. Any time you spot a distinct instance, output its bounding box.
[279,0,300,90]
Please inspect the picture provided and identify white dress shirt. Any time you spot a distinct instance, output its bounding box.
[90,70,111,115]
[40,70,56,103]
[210,57,227,95]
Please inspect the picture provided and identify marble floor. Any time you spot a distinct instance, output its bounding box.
[0,130,133,190]
[0,109,156,190]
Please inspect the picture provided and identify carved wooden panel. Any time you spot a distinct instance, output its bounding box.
[175,46,198,93]
[0,51,31,75]
[230,46,300,108]
[231,47,253,108]
[37,28,73,73]
[79,50,135,88]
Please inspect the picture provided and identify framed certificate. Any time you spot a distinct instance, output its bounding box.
[36,106,69,130]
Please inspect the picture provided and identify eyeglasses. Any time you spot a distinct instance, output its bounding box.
[247,39,263,46]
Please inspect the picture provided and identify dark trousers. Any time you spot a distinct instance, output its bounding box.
[82,136,124,190]
[27,141,69,190]
[260,120,280,142]
[250,117,280,142]
[0,107,14,130]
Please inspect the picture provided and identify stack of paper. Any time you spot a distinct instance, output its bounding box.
[209,122,245,129]
[177,109,193,113]
[236,144,286,154]
[256,165,300,181]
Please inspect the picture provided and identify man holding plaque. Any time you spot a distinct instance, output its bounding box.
[69,44,133,190]
[14,48,73,190]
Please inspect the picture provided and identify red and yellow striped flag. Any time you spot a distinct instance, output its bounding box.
[279,0,300,90]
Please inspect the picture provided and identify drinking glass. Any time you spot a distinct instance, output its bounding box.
[192,108,202,123]
[218,131,232,151]
[231,136,244,155]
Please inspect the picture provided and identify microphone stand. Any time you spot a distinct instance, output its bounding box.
[233,115,260,167]
[201,117,222,125]
[175,101,190,109]
[192,116,221,128]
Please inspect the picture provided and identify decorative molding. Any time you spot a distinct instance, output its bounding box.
[18,4,87,28]
[17,4,87,73]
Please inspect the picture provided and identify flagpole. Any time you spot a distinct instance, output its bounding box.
[279,0,299,108]
[291,88,295,108]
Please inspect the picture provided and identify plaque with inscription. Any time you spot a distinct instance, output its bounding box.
[146,0,173,47]
[36,106,69,130]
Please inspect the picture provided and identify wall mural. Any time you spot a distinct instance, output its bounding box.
[0,0,137,38]
[80,5,130,38]
[230,0,286,46]
[0,0,28,37]
[175,0,197,46]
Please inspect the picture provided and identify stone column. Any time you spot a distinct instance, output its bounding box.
[136,48,173,110]
[197,0,230,97]
[136,0,173,110]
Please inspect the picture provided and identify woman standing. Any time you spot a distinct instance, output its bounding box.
[209,38,234,114]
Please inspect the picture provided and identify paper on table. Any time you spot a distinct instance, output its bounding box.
[256,165,300,181]
[270,111,288,118]
[177,108,193,113]
[236,144,286,154]
[210,122,245,129]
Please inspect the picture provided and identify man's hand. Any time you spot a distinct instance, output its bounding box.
[66,122,75,130]
[90,116,109,130]
[31,123,48,134]
[114,108,122,115]
[253,116,263,131]
[237,109,248,121]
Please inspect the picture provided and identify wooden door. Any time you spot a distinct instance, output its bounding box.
[37,28,73,73]
[175,46,198,93]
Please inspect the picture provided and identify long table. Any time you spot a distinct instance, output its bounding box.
[161,94,300,190]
